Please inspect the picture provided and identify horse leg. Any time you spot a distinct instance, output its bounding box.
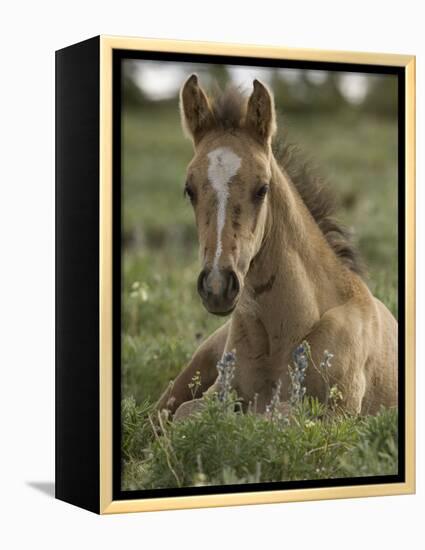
[156,321,229,415]
[301,300,369,415]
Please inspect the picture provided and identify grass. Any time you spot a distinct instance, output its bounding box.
[121,393,398,490]
[121,101,398,489]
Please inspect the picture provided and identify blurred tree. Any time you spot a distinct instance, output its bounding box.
[271,70,346,114]
[207,64,231,90]
[362,75,398,118]
[123,61,146,108]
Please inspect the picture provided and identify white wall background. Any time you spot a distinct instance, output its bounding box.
[0,1,422,548]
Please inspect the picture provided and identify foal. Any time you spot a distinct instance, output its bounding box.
[157,75,397,417]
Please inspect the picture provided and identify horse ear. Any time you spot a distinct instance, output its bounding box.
[180,74,214,145]
[245,79,276,145]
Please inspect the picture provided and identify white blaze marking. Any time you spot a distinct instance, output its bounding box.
[207,147,241,269]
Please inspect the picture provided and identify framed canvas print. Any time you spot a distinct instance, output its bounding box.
[55,35,415,514]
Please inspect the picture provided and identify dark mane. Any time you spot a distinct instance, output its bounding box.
[210,84,364,276]
[273,140,364,276]
[210,84,248,130]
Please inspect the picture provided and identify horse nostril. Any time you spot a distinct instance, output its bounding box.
[197,269,209,298]
[226,271,240,300]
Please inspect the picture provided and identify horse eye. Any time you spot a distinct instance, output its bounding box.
[254,184,269,201]
[184,184,196,203]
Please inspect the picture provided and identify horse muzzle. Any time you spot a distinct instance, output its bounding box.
[197,267,240,316]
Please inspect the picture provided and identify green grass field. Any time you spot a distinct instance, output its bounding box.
[121,101,398,490]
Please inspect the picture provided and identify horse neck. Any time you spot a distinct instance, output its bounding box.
[241,155,350,347]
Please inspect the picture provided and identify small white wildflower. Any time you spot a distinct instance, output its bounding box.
[320,350,334,369]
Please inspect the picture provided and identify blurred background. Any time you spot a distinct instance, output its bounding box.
[121,59,398,405]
